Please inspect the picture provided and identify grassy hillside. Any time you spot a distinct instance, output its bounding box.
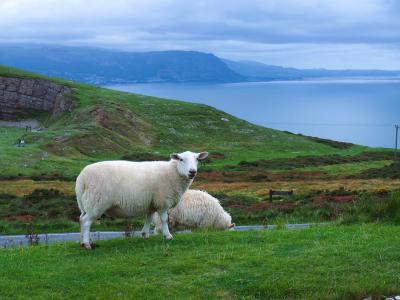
[1,225,400,299]
[0,65,369,179]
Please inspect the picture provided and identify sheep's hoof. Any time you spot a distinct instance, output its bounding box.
[141,232,150,239]
[164,233,173,240]
[81,243,92,250]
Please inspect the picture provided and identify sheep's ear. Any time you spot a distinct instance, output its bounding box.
[197,152,209,161]
[170,153,181,160]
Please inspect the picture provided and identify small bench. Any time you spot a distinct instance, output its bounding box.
[269,189,293,203]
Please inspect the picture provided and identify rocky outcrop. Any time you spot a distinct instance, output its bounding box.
[0,76,73,120]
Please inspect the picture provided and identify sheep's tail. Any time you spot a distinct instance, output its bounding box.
[75,173,86,217]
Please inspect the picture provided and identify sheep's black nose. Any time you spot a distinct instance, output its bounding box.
[189,169,197,177]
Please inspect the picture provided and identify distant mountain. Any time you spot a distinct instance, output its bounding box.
[1,44,399,84]
[0,45,244,84]
[223,59,400,81]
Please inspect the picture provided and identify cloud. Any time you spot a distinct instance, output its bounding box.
[0,0,399,69]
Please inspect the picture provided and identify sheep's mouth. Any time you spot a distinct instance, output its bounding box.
[188,174,196,179]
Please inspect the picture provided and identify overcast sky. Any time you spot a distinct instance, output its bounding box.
[0,0,399,69]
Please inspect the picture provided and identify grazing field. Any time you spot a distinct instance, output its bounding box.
[1,225,400,299]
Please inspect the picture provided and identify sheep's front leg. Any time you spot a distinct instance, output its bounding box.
[80,213,94,250]
[159,210,173,240]
[141,213,153,239]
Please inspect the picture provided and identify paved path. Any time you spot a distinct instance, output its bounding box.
[0,224,315,248]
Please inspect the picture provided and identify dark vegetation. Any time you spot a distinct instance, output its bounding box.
[237,151,394,171]
[2,187,400,235]
[0,189,141,234]
[215,189,400,226]
[357,162,400,179]
[120,152,169,162]
[283,131,354,149]
[300,134,354,149]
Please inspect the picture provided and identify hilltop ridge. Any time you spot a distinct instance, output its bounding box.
[0,45,244,84]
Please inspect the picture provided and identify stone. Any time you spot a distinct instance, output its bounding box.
[0,76,72,119]
[19,79,35,95]
[32,85,48,98]
[5,78,20,92]
[3,91,18,102]
[18,95,34,106]
[48,82,63,92]
[52,94,73,117]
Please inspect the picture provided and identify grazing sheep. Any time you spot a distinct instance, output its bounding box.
[76,151,208,250]
[153,189,234,232]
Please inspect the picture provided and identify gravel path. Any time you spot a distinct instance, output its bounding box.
[0,224,315,248]
[0,119,39,129]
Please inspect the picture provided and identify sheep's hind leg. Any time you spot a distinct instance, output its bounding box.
[81,213,95,250]
[159,210,173,240]
[79,212,85,245]
[141,213,153,239]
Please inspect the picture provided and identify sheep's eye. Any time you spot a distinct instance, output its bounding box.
[179,158,183,161]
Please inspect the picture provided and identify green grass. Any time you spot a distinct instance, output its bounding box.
[0,65,75,85]
[0,126,96,179]
[1,224,400,299]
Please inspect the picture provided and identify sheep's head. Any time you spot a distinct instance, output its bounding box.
[170,151,208,179]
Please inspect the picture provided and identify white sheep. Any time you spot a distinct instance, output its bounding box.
[76,151,208,250]
[153,189,234,232]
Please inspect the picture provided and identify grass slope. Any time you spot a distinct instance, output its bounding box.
[0,65,369,179]
[1,225,400,299]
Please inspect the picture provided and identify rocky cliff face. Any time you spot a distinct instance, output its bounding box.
[0,76,73,120]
